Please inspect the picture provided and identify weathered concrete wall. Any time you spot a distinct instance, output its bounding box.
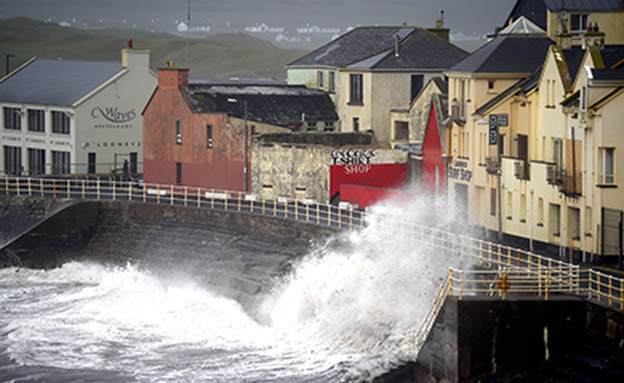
[0,196,336,308]
[252,134,407,202]
[413,297,624,383]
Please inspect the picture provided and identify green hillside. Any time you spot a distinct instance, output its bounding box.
[0,18,306,79]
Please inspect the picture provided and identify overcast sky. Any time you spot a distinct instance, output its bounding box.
[1,0,516,36]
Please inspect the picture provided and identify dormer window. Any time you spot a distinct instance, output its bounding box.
[570,14,589,37]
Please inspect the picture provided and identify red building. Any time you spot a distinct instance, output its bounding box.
[421,102,447,194]
[142,62,337,191]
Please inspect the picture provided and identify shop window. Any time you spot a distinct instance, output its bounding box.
[28,148,45,175]
[3,145,22,174]
[51,150,70,174]
[176,121,182,144]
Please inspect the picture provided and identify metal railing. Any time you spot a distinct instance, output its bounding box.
[1,175,623,360]
[0,176,365,230]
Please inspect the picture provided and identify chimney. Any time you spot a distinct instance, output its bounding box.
[121,40,149,69]
[427,10,450,42]
[582,22,605,49]
[558,30,572,49]
[157,60,189,89]
[395,34,400,57]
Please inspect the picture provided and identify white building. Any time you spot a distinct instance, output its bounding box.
[0,43,157,177]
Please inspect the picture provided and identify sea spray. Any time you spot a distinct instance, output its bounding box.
[261,194,478,378]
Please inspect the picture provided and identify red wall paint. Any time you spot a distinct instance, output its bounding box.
[330,163,407,200]
[340,184,415,208]
[422,103,445,194]
[143,68,249,191]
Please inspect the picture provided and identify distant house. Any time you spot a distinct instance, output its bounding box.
[287,23,468,144]
[142,65,338,192]
[0,42,156,176]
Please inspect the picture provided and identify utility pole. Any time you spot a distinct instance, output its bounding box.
[243,100,248,194]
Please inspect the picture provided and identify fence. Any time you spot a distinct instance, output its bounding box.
[0,176,365,230]
[1,175,623,359]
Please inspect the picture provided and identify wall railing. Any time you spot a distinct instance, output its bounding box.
[1,176,623,360]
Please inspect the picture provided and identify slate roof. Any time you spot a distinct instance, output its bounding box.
[504,0,548,29]
[599,45,624,69]
[0,58,122,106]
[592,68,624,81]
[544,0,624,11]
[562,46,586,79]
[183,82,338,128]
[474,68,542,115]
[432,77,449,94]
[288,26,467,70]
[448,34,554,74]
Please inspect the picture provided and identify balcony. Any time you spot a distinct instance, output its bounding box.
[486,156,499,174]
[546,164,563,185]
[514,159,530,180]
[561,169,582,196]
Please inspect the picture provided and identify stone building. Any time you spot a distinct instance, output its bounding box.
[142,65,337,192]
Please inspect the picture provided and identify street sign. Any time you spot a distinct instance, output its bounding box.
[489,114,498,145]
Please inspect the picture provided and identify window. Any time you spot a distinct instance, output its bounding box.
[317,71,324,88]
[460,80,466,118]
[585,207,592,233]
[599,147,615,184]
[570,14,589,36]
[353,117,360,132]
[394,121,409,140]
[176,162,182,184]
[349,73,363,104]
[88,152,96,174]
[411,74,423,102]
[499,134,506,156]
[549,203,561,237]
[51,150,70,174]
[553,138,563,171]
[3,146,22,175]
[487,80,496,92]
[207,125,213,148]
[329,72,335,93]
[4,107,21,130]
[28,148,45,175]
[538,198,544,226]
[520,194,526,222]
[490,187,496,216]
[176,121,182,144]
[51,111,70,134]
[130,152,138,174]
[569,207,580,240]
[28,109,45,132]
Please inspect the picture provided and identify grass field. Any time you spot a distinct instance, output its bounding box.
[0,17,306,80]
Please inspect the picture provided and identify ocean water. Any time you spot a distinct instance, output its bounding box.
[0,196,473,382]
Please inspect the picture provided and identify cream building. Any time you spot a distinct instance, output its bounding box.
[287,24,467,144]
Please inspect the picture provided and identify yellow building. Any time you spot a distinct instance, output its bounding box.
[445,17,554,225]
[544,0,624,46]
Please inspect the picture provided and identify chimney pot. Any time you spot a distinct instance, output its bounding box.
[436,19,441,28]
[128,38,133,48]
[166,60,175,68]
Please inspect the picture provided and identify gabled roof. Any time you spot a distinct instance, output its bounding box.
[504,0,548,30]
[562,46,586,79]
[288,26,467,70]
[544,0,624,11]
[589,86,624,110]
[0,58,122,106]
[183,82,338,128]
[448,34,554,74]
[474,68,542,116]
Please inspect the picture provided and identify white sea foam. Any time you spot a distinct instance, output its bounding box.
[0,194,475,381]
